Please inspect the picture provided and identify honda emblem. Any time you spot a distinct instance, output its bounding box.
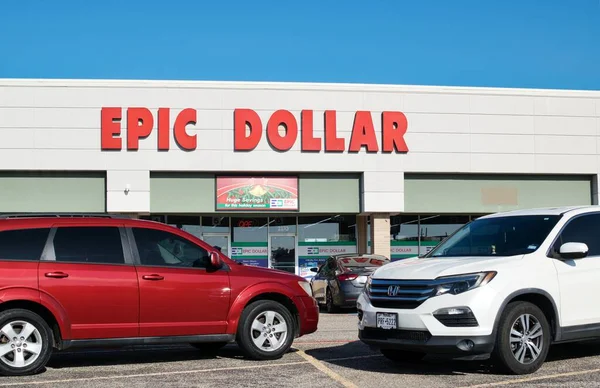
[387,285,401,297]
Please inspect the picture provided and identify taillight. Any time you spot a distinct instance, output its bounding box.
[337,273,358,281]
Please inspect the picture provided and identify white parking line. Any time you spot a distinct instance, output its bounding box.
[0,361,310,387]
[0,354,381,386]
[293,340,356,345]
[459,367,600,387]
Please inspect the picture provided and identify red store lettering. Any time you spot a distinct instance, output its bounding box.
[101,107,197,151]
[100,107,409,153]
[234,109,409,153]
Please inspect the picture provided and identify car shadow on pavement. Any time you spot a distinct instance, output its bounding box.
[545,341,600,362]
[304,342,493,376]
[46,344,268,370]
[304,340,600,376]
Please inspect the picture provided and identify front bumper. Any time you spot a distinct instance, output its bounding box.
[358,327,494,359]
[296,295,319,336]
[356,285,502,359]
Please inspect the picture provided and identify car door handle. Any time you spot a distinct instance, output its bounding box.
[45,272,69,279]
[142,274,164,281]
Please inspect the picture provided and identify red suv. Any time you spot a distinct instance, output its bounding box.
[0,214,319,376]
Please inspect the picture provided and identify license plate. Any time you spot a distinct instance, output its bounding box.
[376,312,398,330]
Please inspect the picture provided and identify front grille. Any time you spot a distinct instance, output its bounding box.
[361,327,431,343]
[367,278,437,309]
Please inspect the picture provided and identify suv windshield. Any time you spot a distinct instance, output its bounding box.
[425,215,561,258]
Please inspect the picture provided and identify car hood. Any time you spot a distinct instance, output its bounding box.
[233,262,305,281]
[372,255,524,280]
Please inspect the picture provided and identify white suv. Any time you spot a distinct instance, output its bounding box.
[357,206,600,375]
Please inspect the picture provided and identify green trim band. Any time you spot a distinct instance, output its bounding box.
[231,242,269,247]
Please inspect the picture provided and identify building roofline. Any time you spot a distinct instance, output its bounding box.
[0,77,599,98]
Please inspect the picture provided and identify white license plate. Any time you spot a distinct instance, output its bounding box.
[376,312,398,330]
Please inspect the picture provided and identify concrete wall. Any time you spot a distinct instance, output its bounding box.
[0,79,599,214]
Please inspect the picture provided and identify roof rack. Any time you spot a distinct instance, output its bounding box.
[0,213,133,219]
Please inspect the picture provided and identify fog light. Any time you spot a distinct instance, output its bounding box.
[433,307,479,327]
[357,309,364,321]
[434,307,472,316]
[457,339,475,351]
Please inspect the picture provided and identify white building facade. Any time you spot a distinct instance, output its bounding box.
[1,78,599,276]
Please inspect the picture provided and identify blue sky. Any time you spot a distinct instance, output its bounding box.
[1,0,599,90]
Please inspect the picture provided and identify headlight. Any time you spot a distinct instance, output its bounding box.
[434,271,496,297]
[364,274,373,291]
[298,281,313,297]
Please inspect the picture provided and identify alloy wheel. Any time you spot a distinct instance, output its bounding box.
[250,311,288,352]
[0,321,43,369]
[510,313,544,365]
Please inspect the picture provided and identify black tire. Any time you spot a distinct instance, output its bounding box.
[0,309,54,377]
[236,300,295,360]
[325,288,339,313]
[189,342,228,354]
[492,301,551,375]
[380,348,426,363]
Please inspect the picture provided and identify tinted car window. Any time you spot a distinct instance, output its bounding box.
[319,257,335,277]
[428,215,561,258]
[132,227,210,269]
[53,227,125,264]
[0,228,50,261]
[553,213,600,256]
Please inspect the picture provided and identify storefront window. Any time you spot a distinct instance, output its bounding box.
[418,215,470,256]
[298,215,356,242]
[297,215,357,278]
[268,217,297,234]
[201,216,230,234]
[196,216,230,257]
[419,215,469,241]
[231,217,269,268]
[166,215,202,238]
[390,215,419,260]
[140,214,166,223]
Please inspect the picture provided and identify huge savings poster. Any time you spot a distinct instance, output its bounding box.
[215,176,299,210]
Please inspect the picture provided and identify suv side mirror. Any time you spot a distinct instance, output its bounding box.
[559,242,589,260]
[210,251,224,269]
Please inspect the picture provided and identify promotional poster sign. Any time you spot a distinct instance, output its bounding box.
[216,176,298,210]
[298,241,358,278]
[230,242,268,267]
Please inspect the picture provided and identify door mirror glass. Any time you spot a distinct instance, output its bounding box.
[310,267,318,273]
[210,251,224,268]
[559,242,589,260]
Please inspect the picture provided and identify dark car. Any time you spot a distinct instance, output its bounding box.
[309,254,390,313]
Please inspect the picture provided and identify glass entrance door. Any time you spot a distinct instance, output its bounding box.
[269,235,297,274]
[202,233,231,257]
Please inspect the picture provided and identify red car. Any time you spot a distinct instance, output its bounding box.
[0,214,319,376]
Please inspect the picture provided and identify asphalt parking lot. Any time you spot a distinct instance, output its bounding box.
[3,311,600,387]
